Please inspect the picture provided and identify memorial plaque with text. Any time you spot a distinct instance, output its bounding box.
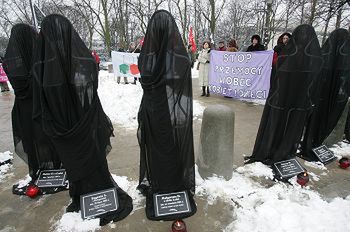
[80,188,118,219]
[273,158,305,179]
[35,169,66,187]
[154,191,191,217]
[312,145,336,164]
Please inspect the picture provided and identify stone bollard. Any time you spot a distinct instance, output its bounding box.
[324,99,350,146]
[197,105,235,180]
[108,64,113,73]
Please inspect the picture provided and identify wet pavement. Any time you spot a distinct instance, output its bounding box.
[0,81,349,232]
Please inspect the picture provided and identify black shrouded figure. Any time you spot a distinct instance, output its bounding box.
[137,10,197,220]
[247,24,323,165]
[3,24,64,194]
[32,14,132,225]
[301,29,350,161]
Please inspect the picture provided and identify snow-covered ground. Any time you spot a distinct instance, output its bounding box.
[0,151,13,183]
[98,70,205,129]
[52,156,350,232]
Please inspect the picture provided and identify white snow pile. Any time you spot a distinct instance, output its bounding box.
[53,175,144,232]
[98,71,205,129]
[0,151,13,183]
[330,141,350,159]
[14,174,32,188]
[196,163,350,232]
[54,212,100,232]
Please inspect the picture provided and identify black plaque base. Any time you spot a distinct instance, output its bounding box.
[153,191,191,218]
[35,169,67,188]
[80,188,119,220]
[312,145,336,164]
[273,158,306,180]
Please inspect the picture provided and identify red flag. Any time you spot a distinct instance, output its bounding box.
[140,37,144,46]
[188,26,196,52]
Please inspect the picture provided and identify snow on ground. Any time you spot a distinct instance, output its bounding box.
[54,175,144,232]
[98,71,205,129]
[303,161,328,170]
[51,142,350,232]
[196,162,350,232]
[329,141,350,159]
[0,151,13,183]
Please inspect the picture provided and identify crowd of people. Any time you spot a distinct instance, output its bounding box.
[191,34,267,97]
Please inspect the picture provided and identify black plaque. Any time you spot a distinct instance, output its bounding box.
[80,188,118,219]
[273,158,305,179]
[312,145,336,164]
[154,191,191,217]
[35,169,66,187]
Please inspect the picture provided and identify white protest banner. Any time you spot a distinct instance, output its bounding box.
[111,51,140,81]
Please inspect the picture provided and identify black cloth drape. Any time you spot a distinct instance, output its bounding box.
[137,10,196,221]
[32,14,132,225]
[247,24,323,165]
[3,24,62,184]
[301,29,350,160]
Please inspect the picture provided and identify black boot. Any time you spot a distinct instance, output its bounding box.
[206,86,210,97]
[201,86,205,96]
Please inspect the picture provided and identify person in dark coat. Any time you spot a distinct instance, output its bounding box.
[137,10,197,221]
[301,29,350,160]
[217,41,226,51]
[246,34,265,52]
[246,24,323,165]
[3,24,65,195]
[32,14,132,226]
[273,33,292,65]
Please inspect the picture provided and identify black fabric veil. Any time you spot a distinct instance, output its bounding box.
[137,10,196,220]
[248,24,323,164]
[301,29,350,160]
[3,24,62,183]
[32,14,132,225]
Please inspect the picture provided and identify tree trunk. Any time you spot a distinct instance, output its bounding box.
[285,0,290,31]
[209,0,216,42]
[309,0,317,25]
[101,0,111,56]
[300,0,305,24]
[335,7,342,29]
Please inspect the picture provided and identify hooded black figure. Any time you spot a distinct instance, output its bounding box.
[137,10,196,220]
[301,29,350,161]
[32,14,132,225]
[247,24,323,165]
[3,24,63,194]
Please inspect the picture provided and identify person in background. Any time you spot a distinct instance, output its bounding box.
[246,34,265,52]
[187,44,195,68]
[226,39,239,52]
[91,50,100,71]
[272,32,292,65]
[0,56,10,92]
[198,41,211,97]
[217,41,226,51]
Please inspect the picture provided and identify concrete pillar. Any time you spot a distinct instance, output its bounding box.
[324,99,350,146]
[197,105,235,180]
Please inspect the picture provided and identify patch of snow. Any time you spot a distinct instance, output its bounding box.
[98,71,204,129]
[54,212,100,232]
[303,161,327,170]
[15,175,32,188]
[0,151,13,163]
[111,175,144,213]
[195,164,350,232]
[0,151,14,183]
[329,142,350,159]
